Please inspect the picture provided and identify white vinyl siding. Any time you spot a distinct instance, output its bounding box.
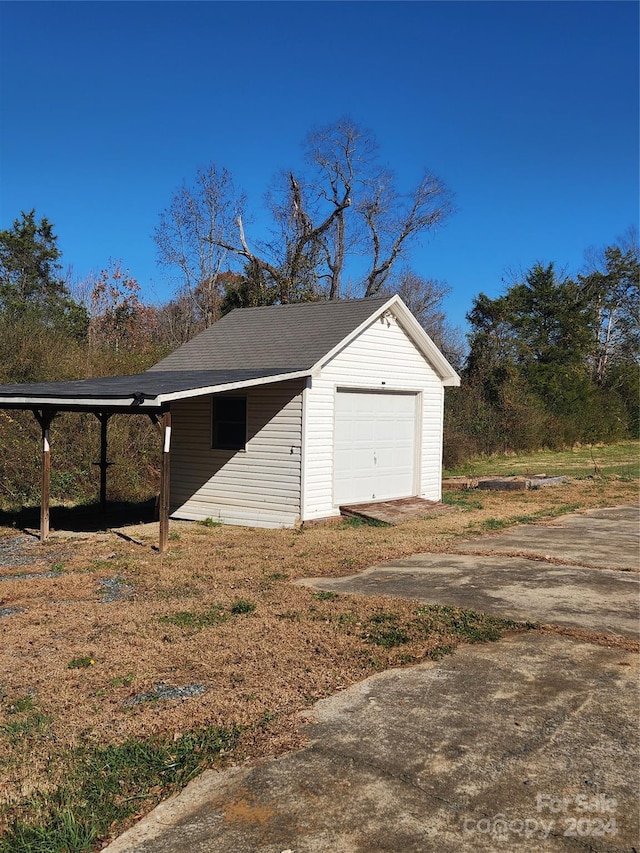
[302,312,444,520]
[170,379,304,528]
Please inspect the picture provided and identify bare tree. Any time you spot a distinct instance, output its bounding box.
[155,119,454,309]
[359,169,454,296]
[579,226,639,384]
[154,165,245,326]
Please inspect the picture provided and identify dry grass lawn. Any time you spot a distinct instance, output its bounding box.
[0,474,637,846]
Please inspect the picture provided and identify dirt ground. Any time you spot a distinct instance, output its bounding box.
[0,476,637,837]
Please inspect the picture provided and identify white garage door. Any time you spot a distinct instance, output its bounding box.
[334,390,418,505]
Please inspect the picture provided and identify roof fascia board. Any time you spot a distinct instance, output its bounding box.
[0,370,312,411]
[155,369,312,403]
[0,396,163,411]
[390,297,461,386]
[310,294,461,386]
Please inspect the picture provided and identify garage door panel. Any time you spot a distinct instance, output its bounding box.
[334,391,417,505]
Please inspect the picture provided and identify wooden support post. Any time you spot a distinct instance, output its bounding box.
[158,409,172,553]
[93,413,112,513]
[41,421,50,543]
[32,409,56,543]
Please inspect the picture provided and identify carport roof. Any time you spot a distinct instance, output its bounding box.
[0,367,310,412]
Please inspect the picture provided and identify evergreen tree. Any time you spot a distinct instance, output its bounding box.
[464,260,634,448]
[0,210,87,339]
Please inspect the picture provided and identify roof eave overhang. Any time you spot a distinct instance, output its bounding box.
[0,397,164,412]
[156,369,312,403]
[0,369,314,412]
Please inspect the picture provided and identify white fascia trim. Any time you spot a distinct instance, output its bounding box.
[390,297,461,386]
[309,294,461,387]
[156,369,312,403]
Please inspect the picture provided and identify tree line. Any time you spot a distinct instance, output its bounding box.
[0,120,637,508]
[446,243,638,466]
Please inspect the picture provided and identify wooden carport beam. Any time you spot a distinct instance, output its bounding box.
[158,409,172,553]
[32,408,57,543]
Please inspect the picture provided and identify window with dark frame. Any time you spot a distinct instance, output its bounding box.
[212,396,247,450]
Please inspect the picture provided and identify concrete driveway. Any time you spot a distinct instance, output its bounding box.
[300,505,640,638]
[105,505,640,853]
[450,504,640,571]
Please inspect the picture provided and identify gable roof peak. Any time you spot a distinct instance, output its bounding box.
[148,293,459,386]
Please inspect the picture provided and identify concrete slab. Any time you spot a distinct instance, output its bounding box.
[339,497,455,525]
[476,476,568,490]
[299,555,640,638]
[298,505,640,638]
[104,635,639,852]
[453,504,639,571]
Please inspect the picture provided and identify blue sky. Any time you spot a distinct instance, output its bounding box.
[1,1,638,333]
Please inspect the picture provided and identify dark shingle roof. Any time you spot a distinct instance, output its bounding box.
[148,296,392,372]
[0,369,300,403]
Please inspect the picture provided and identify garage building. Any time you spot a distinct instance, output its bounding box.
[151,294,460,527]
[0,294,460,544]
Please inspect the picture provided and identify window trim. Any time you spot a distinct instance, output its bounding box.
[211,395,247,451]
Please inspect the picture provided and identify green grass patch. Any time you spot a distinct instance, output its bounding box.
[416,605,518,643]
[1,693,50,744]
[442,490,484,510]
[480,518,510,531]
[2,711,50,743]
[312,591,338,601]
[0,725,240,853]
[198,517,221,528]
[467,503,584,534]
[7,695,36,714]
[444,441,640,480]
[266,571,289,581]
[159,600,256,629]
[229,599,256,615]
[275,610,301,621]
[360,605,533,653]
[110,674,135,688]
[159,605,228,630]
[363,612,411,648]
[67,657,95,670]
[84,560,111,573]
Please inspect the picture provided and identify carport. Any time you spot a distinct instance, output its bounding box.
[0,367,309,552]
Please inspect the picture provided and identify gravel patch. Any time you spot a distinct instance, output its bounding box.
[0,570,62,581]
[0,534,70,570]
[0,535,41,567]
[0,606,25,617]
[98,577,134,602]
[123,682,207,707]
